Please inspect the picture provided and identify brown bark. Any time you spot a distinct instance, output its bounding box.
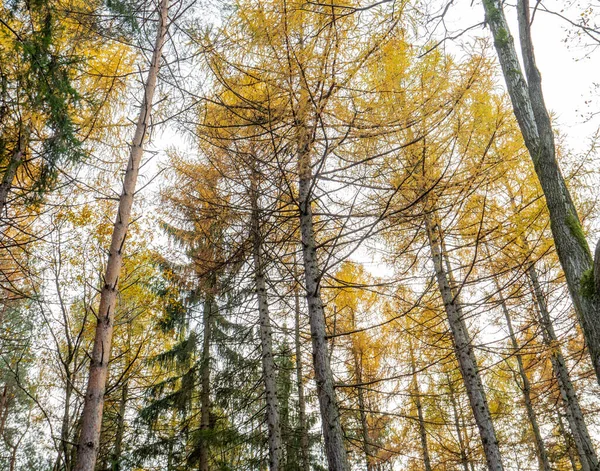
[0,129,27,218]
[198,290,213,471]
[73,2,169,470]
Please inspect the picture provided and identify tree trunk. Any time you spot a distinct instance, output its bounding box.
[54,378,73,471]
[250,180,282,471]
[527,265,599,471]
[409,341,432,471]
[494,281,551,471]
[446,374,471,471]
[294,273,311,471]
[297,143,349,470]
[482,0,600,384]
[0,130,26,218]
[73,2,169,469]
[425,213,504,471]
[198,290,213,471]
[111,381,128,471]
[557,412,579,471]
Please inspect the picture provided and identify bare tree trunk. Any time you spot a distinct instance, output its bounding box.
[294,273,310,471]
[425,213,504,471]
[0,383,8,437]
[446,374,470,471]
[54,379,73,471]
[0,128,26,218]
[350,309,374,471]
[557,412,579,471]
[298,148,349,471]
[111,381,128,471]
[410,341,432,471]
[527,265,599,471]
[250,181,282,471]
[494,281,551,471]
[198,290,213,471]
[482,0,600,384]
[73,2,169,469]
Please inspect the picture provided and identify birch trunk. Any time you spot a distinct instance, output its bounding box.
[298,149,349,471]
[425,213,504,471]
[294,273,310,471]
[251,181,282,470]
[73,2,169,469]
[528,265,599,471]
[482,0,600,383]
[494,282,551,471]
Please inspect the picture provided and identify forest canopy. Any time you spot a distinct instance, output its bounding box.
[0,0,599,470]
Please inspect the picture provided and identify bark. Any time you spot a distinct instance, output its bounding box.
[0,130,27,218]
[73,2,169,470]
[0,383,8,437]
[198,291,213,471]
[410,341,432,471]
[425,213,504,471]
[250,180,282,470]
[294,275,311,471]
[298,145,349,471]
[528,265,599,471]
[54,379,73,471]
[446,374,471,471]
[557,412,579,471]
[350,310,374,471]
[482,0,600,384]
[494,282,551,471]
[111,381,128,471]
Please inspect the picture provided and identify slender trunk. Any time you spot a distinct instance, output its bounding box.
[73,2,169,469]
[425,213,504,471]
[557,412,579,471]
[198,291,213,471]
[446,373,470,471]
[410,342,432,471]
[528,265,599,471]
[111,381,128,471]
[0,383,8,436]
[55,379,73,471]
[350,311,374,471]
[250,181,282,471]
[0,130,26,218]
[494,281,551,471]
[298,151,349,471]
[482,0,600,384]
[294,274,310,471]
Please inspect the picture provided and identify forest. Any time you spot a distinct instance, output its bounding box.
[0,0,599,470]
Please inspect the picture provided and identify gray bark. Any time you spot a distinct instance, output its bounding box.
[528,265,599,471]
[482,0,600,384]
[111,381,128,471]
[73,2,169,469]
[298,142,350,470]
[250,181,282,471]
[494,282,551,471]
[294,275,311,471]
[446,374,471,471]
[425,213,504,471]
[410,341,432,471]
[198,290,213,471]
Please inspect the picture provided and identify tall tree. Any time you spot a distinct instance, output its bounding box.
[482,0,600,383]
[73,0,170,469]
